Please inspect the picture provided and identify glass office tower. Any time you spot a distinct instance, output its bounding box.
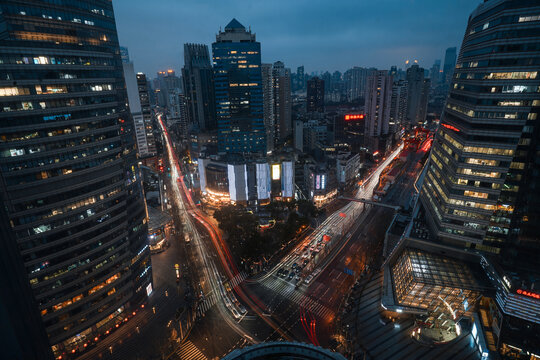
[212,18,265,155]
[0,0,152,357]
[420,0,540,356]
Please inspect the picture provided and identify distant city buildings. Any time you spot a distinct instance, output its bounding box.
[442,46,457,86]
[307,77,325,113]
[212,19,265,155]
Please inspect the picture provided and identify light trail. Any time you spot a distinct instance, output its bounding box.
[158,115,292,342]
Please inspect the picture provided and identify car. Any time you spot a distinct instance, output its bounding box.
[277,268,284,277]
[238,304,247,314]
[282,270,289,278]
[313,268,322,276]
[303,259,309,266]
[288,271,295,280]
[295,266,302,273]
[304,275,314,284]
[295,274,300,281]
[231,308,241,319]
[292,262,298,269]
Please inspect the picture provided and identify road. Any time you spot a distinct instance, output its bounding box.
[157,116,424,360]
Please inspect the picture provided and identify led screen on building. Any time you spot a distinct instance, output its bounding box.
[256,163,271,200]
[272,164,280,180]
[281,161,294,198]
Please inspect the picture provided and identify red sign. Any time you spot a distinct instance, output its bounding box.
[345,114,365,121]
[339,212,347,218]
[517,289,540,300]
[441,123,460,132]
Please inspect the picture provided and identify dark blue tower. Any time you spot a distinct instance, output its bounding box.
[212,19,265,155]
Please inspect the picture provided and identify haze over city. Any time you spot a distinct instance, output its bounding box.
[114,0,479,75]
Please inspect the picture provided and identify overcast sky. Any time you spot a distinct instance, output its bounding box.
[113,0,481,78]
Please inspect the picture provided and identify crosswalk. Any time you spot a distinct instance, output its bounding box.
[176,340,207,360]
[260,277,334,319]
[196,291,218,317]
[225,271,247,289]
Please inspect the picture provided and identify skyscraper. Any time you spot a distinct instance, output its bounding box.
[344,67,374,102]
[137,72,157,156]
[296,65,305,92]
[272,61,292,144]
[389,79,408,137]
[406,64,428,125]
[212,19,265,155]
[124,61,151,156]
[430,59,441,87]
[307,77,325,113]
[442,47,457,86]
[364,71,393,153]
[0,1,152,358]
[261,63,275,153]
[182,43,216,132]
[156,70,182,119]
[420,0,540,355]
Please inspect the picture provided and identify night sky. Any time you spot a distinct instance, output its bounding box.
[113,0,481,78]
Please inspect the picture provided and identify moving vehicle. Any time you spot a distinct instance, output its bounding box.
[304,274,314,284]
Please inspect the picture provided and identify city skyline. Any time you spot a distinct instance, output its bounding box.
[114,0,480,76]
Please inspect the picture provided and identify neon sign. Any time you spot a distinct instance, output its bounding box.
[441,123,460,132]
[345,114,365,121]
[517,289,540,300]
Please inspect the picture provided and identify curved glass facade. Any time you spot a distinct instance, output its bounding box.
[0,0,151,356]
[420,0,540,255]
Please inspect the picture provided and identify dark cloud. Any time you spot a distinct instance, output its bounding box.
[112,0,481,77]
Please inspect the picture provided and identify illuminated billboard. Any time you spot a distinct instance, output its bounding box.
[345,114,365,121]
[321,174,326,190]
[272,164,280,180]
[281,161,294,198]
[315,174,321,190]
[256,163,271,200]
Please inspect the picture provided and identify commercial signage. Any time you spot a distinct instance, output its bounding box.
[315,175,321,190]
[517,289,540,299]
[272,164,280,180]
[441,123,460,132]
[345,114,365,121]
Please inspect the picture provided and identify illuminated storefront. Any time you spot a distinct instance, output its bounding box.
[391,249,483,320]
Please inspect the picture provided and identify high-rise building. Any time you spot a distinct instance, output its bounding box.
[272,61,292,144]
[0,1,152,358]
[364,71,393,153]
[389,79,408,137]
[120,46,130,63]
[137,73,157,156]
[307,77,325,113]
[296,65,305,92]
[406,64,428,125]
[344,67,374,102]
[420,0,540,356]
[442,47,457,86]
[124,61,151,156]
[430,59,441,87]
[182,43,216,132]
[261,63,275,152]
[156,70,182,118]
[212,19,265,155]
